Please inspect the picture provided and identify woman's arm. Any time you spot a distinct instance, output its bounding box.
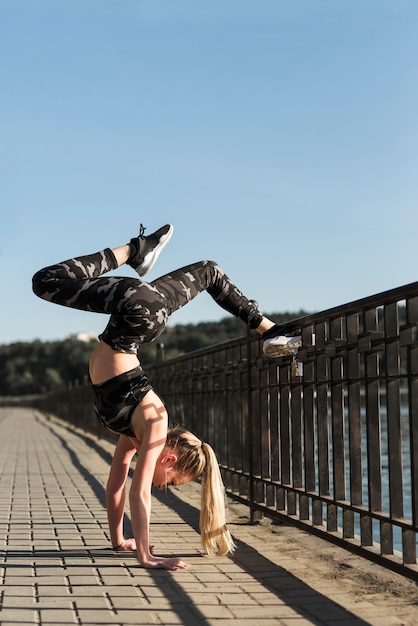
[106,435,137,550]
[129,390,190,570]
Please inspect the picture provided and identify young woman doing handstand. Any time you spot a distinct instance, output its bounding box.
[32,223,301,570]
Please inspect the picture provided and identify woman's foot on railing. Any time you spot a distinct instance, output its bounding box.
[262,324,302,357]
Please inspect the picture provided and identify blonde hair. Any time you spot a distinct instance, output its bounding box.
[166,427,235,556]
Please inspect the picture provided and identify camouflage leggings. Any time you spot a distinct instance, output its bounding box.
[32,248,263,354]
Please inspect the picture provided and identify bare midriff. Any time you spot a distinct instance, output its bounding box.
[89,340,140,385]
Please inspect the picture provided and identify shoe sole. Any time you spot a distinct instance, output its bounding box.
[138,225,174,276]
[263,337,302,358]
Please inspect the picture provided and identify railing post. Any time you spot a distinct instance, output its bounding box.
[247,325,261,523]
[156,342,165,363]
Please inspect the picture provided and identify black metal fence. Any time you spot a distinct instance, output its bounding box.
[146,281,418,581]
[34,280,418,581]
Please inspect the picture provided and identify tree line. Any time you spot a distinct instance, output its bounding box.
[0,311,308,397]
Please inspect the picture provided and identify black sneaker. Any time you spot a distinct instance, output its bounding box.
[127,223,173,277]
[262,324,302,357]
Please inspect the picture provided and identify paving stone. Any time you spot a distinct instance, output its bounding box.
[0,609,38,622]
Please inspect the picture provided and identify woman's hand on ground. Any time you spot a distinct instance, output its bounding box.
[139,555,190,570]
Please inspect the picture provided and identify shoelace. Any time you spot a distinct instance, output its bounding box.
[139,223,146,238]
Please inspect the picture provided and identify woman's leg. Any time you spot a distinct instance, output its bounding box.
[151,260,264,329]
[32,247,171,351]
[32,227,175,352]
[151,260,302,355]
[32,224,172,313]
[32,248,121,312]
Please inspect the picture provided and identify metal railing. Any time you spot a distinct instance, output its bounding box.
[146,281,418,581]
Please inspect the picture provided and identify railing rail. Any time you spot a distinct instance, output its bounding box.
[34,280,418,580]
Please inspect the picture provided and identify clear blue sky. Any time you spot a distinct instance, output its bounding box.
[1,0,418,343]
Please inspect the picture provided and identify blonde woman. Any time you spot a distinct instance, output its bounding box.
[32,224,301,570]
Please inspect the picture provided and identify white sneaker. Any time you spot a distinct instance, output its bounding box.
[262,325,302,357]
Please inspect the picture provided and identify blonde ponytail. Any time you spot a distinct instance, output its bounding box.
[166,427,235,556]
[200,442,235,556]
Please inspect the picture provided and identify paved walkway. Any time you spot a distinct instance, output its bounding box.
[0,407,417,626]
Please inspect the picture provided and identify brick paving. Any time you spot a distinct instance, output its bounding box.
[1,406,417,626]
